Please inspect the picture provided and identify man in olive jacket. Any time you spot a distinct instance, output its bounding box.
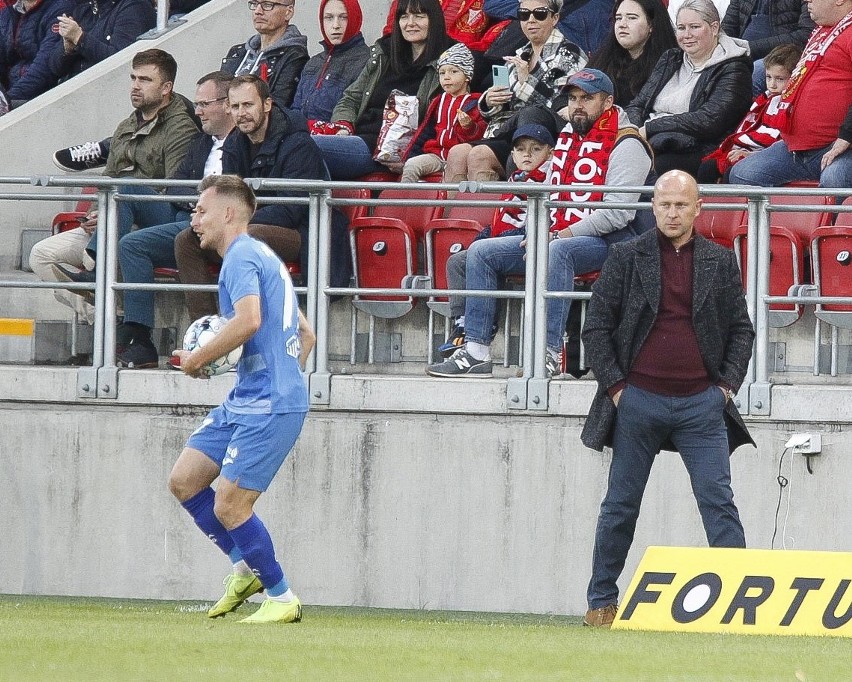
[581,170,755,628]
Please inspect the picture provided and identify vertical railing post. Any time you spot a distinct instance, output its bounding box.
[749,194,771,415]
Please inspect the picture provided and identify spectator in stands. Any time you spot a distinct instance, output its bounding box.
[310,0,451,179]
[697,43,799,184]
[220,0,309,109]
[427,69,653,378]
[443,0,586,183]
[625,0,752,177]
[174,75,351,321]
[668,0,728,24]
[29,49,198,327]
[400,43,486,183]
[290,0,368,124]
[729,0,852,189]
[581,170,754,629]
[586,0,677,107]
[110,71,236,369]
[721,0,813,95]
[0,0,73,108]
[484,0,614,56]
[50,0,156,82]
[383,0,500,52]
[438,123,554,358]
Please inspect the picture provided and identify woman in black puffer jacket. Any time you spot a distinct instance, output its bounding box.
[625,0,752,177]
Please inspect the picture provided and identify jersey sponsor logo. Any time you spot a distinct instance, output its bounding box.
[614,546,852,637]
[286,335,301,360]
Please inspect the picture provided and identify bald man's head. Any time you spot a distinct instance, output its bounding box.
[652,170,702,249]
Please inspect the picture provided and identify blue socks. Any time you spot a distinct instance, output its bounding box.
[181,488,236,557]
[228,514,288,596]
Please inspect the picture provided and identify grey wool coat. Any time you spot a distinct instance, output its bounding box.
[580,229,756,454]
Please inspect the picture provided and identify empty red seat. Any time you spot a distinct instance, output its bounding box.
[694,195,746,248]
[371,187,446,238]
[349,217,418,318]
[811,225,852,325]
[424,219,483,309]
[331,187,370,223]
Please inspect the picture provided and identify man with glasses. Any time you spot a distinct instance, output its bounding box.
[221,0,309,109]
[110,71,237,368]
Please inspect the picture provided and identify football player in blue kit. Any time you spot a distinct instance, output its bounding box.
[169,174,315,623]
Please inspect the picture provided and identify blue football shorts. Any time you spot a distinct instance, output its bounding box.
[186,405,307,492]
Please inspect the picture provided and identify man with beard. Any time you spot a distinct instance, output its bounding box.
[30,48,197,330]
[426,69,653,378]
[173,75,351,323]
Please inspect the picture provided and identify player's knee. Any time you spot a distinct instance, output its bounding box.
[167,467,195,502]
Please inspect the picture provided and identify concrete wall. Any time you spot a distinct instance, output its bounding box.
[2,368,850,615]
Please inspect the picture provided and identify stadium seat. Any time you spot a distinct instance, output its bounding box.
[693,195,746,248]
[371,187,446,238]
[331,187,370,223]
[732,192,834,328]
[51,186,97,234]
[444,191,502,226]
[810,225,852,328]
[349,216,418,319]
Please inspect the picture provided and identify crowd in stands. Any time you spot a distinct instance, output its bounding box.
[12,0,852,369]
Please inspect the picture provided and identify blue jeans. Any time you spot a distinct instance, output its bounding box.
[87,185,180,258]
[751,58,766,98]
[587,385,745,609]
[118,215,190,328]
[729,139,852,189]
[464,234,609,350]
[311,134,387,179]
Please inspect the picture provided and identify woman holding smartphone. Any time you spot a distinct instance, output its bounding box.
[444,0,586,182]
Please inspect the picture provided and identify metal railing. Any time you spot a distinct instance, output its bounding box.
[2,176,851,414]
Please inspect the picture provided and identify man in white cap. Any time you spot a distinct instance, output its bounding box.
[427,68,653,378]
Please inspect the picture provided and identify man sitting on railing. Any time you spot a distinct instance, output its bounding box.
[728,0,852,188]
[427,69,653,379]
[173,75,351,322]
[29,49,198,328]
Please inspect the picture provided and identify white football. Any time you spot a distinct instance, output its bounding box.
[182,315,242,377]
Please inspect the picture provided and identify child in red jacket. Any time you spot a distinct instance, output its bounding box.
[401,43,486,183]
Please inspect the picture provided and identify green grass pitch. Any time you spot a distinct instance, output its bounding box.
[0,595,847,681]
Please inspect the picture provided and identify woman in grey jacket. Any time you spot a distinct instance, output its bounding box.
[625,0,752,176]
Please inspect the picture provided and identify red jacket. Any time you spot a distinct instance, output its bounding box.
[405,91,486,160]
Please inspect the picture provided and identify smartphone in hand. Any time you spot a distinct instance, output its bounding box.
[492,64,510,89]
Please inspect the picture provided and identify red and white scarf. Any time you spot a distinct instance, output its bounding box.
[491,160,551,237]
[704,93,783,174]
[548,107,619,233]
[775,11,852,134]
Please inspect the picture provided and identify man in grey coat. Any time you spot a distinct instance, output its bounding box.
[581,170,755,628]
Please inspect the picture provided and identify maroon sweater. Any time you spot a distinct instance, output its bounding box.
[627,231,712,397]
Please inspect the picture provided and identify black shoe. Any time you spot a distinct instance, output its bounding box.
[55,263,96,283]
[438,324,465,358]
[116,341,159,369]
[53,141,107,172]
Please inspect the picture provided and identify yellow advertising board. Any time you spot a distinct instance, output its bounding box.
[612,546,852,637]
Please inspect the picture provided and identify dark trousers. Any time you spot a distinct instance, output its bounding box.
[174,224,301,320]
[587,384,745,609]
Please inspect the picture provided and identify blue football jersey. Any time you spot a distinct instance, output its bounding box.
[217,234,308,414]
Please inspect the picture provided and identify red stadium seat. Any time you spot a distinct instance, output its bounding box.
[424,218,483,313]
[331,187,370,223]
[811,226,852,326]
[349,216,418,318]
[733,192,834,327]
[694,195,747,248]
[52,187,97,234]
[734,225,805,328]
[372,187,446,238]
[444,191,502,227]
